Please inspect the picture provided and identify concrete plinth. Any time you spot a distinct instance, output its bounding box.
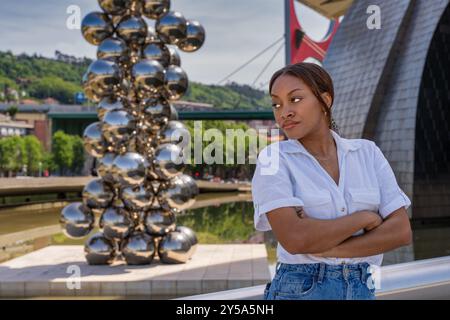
[0,244,270,298]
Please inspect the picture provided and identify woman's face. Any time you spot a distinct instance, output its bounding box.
[270,74,330,140]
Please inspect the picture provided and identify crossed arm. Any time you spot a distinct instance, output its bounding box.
[266,206,412,257]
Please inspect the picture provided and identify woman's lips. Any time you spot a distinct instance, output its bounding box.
[282,122,300,129]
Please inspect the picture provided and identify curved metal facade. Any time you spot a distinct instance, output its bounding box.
[323,0,449,220]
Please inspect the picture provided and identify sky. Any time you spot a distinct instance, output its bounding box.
[0,0,329,89]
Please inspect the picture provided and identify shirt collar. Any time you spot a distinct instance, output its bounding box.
[281,129,362,155]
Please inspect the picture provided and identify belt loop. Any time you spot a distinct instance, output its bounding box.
[317,263,326,284]
[276,261,282,272]
[360,263,367,285]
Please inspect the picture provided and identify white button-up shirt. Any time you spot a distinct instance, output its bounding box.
[251,129,411,266]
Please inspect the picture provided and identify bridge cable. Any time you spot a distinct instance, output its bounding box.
[251,40,285,88]
[217,35,284,85]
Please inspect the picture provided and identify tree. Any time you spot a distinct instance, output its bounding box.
[0,136,27,176]
[52,131,74,175]
[71,135,85,175]
[5,104,18,119]
[23,135,44,175]
[42,151,55,174]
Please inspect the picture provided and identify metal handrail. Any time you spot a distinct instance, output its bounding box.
[177,255,450,300]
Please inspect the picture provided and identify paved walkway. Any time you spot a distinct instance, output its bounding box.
[0,244,270,298]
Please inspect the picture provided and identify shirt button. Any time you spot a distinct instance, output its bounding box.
[341,207,346,212]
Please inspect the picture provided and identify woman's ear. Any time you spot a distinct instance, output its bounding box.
[321,92,332,111]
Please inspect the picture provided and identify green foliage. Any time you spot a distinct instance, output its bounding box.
[52,131,74,175]
[0,51,90,83]
[26,76,81,104]
[23,135,44,174]
[5,104,18,118]
[0,75,18,90]
[70,135,85,175]
[51,131,86,175]
[0,136,27,175]
[184,82,271,110]
[0,135,54,176]
[42,151,56,172]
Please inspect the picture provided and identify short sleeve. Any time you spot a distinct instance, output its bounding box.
[251,145,304,231]
[373,143,411,219]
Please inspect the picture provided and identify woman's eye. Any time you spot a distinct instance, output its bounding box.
[271,103,281,109]
[292,97,302,103]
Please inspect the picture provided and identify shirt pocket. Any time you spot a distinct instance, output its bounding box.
[301,189,334,220]
[347,187,380,214]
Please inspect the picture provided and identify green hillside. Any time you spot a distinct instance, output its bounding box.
[0,51,271,109]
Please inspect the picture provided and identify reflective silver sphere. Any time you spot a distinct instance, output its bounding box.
[112,152,149,186]
[121,185,154,211]
[97,37,129,63]
[178,20,205,53]
[155,11,187,45]
[158,120,189,144]
[81,12,114,45]
[143,0,170,20]
[153,143,185,179]
[60,202,95,239]
[144,208,176,236]
[179,174,199,200]
[82,178,114,209]
[98,0,133,15]
[96,152,116,184]
[158,175,193,210]
[142,98,177,133]
[158,231,192,263]
[84,232,115,265]
[142,41,170,67]
[121,232,156,265]
[131,59,165,98]
[101,110,136,144]
[176,225,198,256]
[100,206,133,241]
[164,65,188,100]
[97,97,127,121]
[116,15,147,46]
[83,122,105,158]
[82,59,122,102]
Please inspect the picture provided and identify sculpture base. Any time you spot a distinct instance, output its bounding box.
[0,244,270,298]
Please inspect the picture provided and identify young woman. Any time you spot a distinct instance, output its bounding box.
[252,62,412,300]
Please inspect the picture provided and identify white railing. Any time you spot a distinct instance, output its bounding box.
[176,255,450,300]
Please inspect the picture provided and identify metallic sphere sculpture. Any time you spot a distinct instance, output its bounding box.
[121,232,156,265]
[60,202,95,239]
[176,225,198,256]
[83,122,105,158]
[85,232,116,265]
[158,230,192,264]
[82,178,114,209]
[61,0,204,266]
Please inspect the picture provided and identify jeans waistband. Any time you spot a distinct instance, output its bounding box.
[275,262,373,284]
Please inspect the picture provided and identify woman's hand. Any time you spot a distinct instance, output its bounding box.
[361,210,383,232]
[294,206,308,219]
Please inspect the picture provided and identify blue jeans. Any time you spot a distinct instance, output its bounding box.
[264,262,376,300]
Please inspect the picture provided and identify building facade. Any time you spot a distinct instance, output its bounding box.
[322,0,450,263]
